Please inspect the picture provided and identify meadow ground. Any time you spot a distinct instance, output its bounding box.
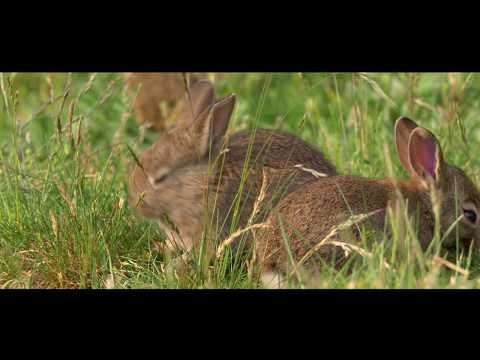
[1,72,480,288]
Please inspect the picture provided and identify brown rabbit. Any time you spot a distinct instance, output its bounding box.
[257,117,480,287]
[128,79,337,257]
[123,72,206,131]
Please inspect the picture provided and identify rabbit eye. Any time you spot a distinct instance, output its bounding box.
[149,168,171,186]
[154,173,169,184]
[463,209,477,224]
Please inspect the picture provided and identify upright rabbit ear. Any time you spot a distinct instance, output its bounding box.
[395,116,418,174]
[175,79,215,128]
[188,79,216,118]
[408,127,444,184]
[192,94,236,157]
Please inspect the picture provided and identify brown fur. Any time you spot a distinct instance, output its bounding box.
[123,72,206,131]
[128,79,337,255]
[258,117,480,281]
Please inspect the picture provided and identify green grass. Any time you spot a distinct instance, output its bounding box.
[1,72,480,288]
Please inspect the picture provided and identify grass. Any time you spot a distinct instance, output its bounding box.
[1,72,480,288]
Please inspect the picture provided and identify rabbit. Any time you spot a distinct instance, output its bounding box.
[256,117,480,288]
[123,72,206,131]
[127,79,338,259]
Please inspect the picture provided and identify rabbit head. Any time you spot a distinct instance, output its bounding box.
[128,79,236,250]
[124,72,207,131]
[395,117,480,249]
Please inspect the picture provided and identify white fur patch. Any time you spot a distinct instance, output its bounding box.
[260,271,285,289]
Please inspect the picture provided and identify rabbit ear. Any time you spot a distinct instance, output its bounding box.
[188,79,216,118]
[211,94,236,139]
[407,127,444,183]
[395,116,418,174]
[192,94,236,157]
[176,79,215,127]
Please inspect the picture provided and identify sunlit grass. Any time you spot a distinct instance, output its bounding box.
[1,72,480,288]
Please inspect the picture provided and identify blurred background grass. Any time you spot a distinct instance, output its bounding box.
[1,72,480,288]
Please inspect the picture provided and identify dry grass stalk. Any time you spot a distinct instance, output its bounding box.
[289,209,385,277]
[414,97,438,113]
[432,255,469,277]
[67,101,76,149]
[118,197,125,210]
[217,168,270,261]
[247,239,257,281]
[358,73,396,107]
[247,169,269,226]
[0,73,11,119]
[216,223,270,259]
[49,210,59,239]
[78,73,97,98]
[76,115,83,147]
[293,164,328,178]
[55,180,77,218]
[246,170,270,279]
[134,191,146,209]
[328,241,391,270]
